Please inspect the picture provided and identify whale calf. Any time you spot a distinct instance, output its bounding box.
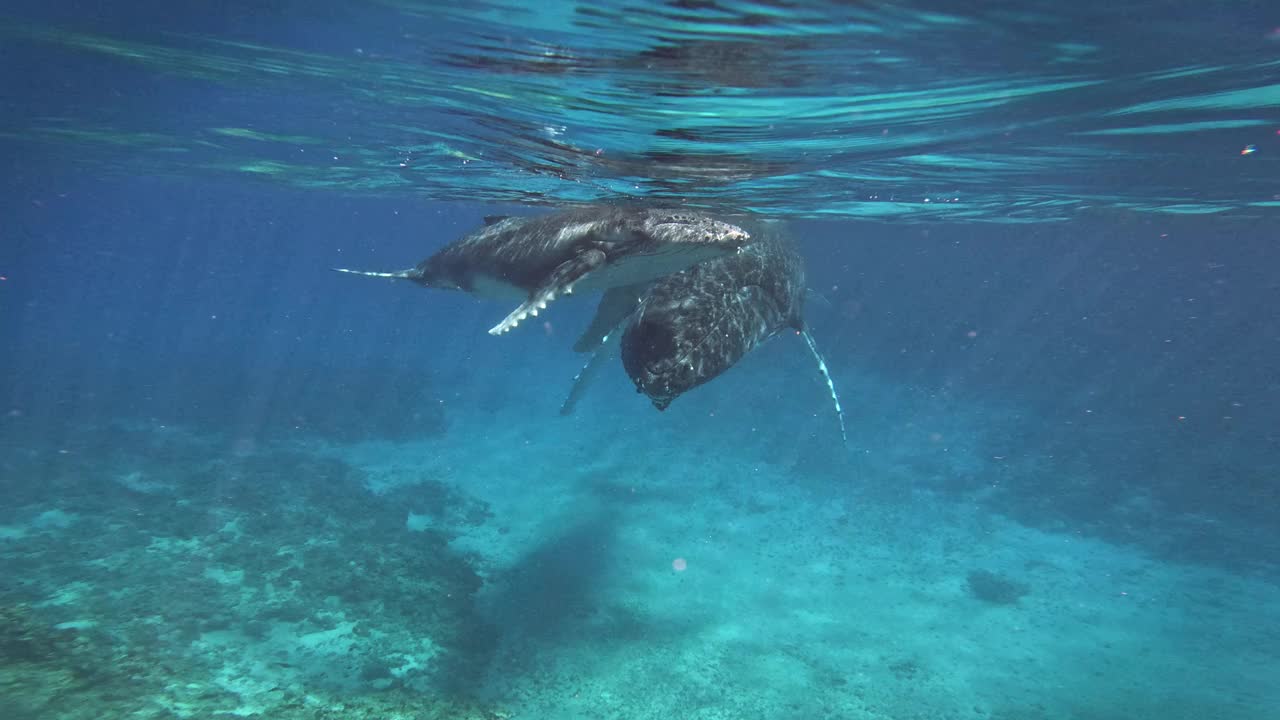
[333,206,750,336]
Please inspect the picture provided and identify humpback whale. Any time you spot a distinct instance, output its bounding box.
[333,206,750,336]
[562,222,847,441]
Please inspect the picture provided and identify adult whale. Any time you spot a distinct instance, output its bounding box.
[333,206,750,336]
[562,221,847,442]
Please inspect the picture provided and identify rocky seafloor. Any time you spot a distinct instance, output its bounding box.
[1,421,502,719]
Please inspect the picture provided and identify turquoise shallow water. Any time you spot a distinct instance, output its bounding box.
[3,345,1277,719]
[2,2,1279,719]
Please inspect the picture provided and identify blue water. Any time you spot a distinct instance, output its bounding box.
[2,3,1278,719]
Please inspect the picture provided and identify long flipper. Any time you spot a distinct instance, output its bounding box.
[489,248,607,336]
[331,267,419,280]
[559,331,620,416]
[800,330,848,444]
[573,283,650,353]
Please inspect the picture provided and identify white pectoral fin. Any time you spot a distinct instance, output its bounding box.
[488,286,559,336]
[560,331,620,416]
[572,282,649,353]
[800,329,848,445]
[487,249,607,336]
[332,266,417,279]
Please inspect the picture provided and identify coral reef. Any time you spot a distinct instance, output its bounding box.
[0,601,500,720]
[0,601,225,720]
[0,423,499,716]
